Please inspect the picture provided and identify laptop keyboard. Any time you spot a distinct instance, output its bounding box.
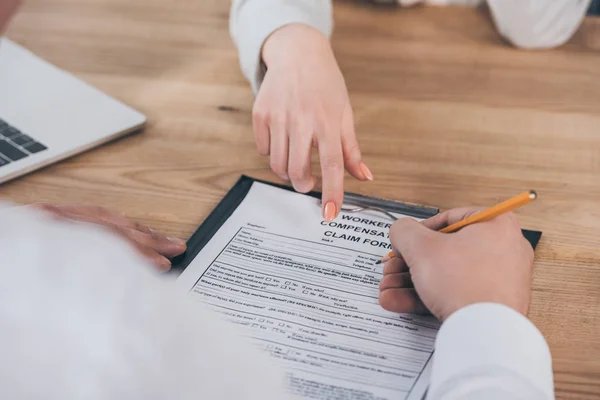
[0,119,48,167]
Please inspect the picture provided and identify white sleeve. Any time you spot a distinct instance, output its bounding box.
[230,0,333,93]
[0,203,294,400]
[487,0,591,49]
[427,303,555,400]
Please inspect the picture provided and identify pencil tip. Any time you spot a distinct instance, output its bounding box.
[375,260,382,265]
[529,190,537,200]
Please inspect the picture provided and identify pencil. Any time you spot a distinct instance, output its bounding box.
[375,190,537,265]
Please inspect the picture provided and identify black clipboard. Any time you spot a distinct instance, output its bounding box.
[172,175,542,272]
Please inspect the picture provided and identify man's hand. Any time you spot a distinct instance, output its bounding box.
[30,204,187,272]
[255,24,373,222]
[379,208,534,320]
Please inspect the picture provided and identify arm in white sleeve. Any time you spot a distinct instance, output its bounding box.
[427,303,555,400]
[230,0,333,93]
[0,203,294,400]
[487,0,591,49]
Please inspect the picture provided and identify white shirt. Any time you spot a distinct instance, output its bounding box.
[0,204,554,399]
[230,0,591,92]
[429,303,554,400]
[0,204,292,400]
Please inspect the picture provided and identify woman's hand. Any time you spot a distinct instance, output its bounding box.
[255,24,373,222]
[30,204,187,272]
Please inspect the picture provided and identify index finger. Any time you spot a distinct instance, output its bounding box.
[318,133,344,222]
[30,204,187,251]
[54,204,154,235]
[421,207,485,232]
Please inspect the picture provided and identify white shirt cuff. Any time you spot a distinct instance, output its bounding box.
[487,0,590,49]
[429,303,554,399]
[230,0,333,94]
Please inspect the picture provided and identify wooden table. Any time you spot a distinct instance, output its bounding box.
[4,1,600,398]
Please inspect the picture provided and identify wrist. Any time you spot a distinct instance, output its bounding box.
[442,296,530,321]
[262,23,332,68]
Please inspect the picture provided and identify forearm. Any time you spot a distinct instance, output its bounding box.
[487,0,591,49]
[230,0,333,93]
[427,303,555,400]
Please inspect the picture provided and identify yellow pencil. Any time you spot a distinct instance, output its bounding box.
[376,190,537,265]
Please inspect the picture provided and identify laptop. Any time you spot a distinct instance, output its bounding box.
[0,38,146,184]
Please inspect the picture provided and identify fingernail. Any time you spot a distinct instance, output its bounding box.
[360,162,374,181]
[293,178,316,194]
[168,237,186,245]
[323,202,337,222]
[159,258,172,272]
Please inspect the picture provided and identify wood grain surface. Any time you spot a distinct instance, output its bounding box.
[3,1,600,398]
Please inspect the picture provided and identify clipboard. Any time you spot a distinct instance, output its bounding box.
[172,175,542,272]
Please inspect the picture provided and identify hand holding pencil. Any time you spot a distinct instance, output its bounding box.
[376,190,537,264]
[378,193,538,320]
